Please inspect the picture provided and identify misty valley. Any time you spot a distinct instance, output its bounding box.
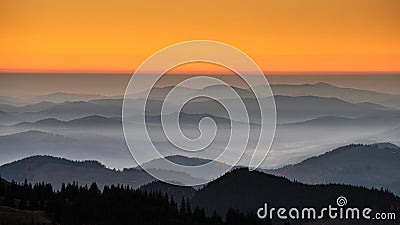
[0,82,399,225]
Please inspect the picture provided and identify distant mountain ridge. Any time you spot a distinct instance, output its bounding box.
[1,82,399,108]
[0,101,57,113]
[129,82,400,108]
[271,82,400,109]
[0,155,206,189]
[9,115,121,126]
[0,93,117,108]
[283,113,400,128]
[273,95,393,123]
[32,92,109,103]
[0,92,396,125]
[2,141,400,195]
[267,143,400,196]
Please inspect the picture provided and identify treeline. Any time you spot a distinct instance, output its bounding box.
[0,176,272,225]
[0,177,52,211]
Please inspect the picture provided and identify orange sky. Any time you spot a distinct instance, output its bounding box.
[0,0,399,74]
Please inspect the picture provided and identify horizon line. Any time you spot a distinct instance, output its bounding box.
[1,70,400,76]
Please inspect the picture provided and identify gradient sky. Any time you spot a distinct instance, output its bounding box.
[1,0,399,73]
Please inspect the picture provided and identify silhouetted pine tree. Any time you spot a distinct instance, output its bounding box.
[180,197,186,215]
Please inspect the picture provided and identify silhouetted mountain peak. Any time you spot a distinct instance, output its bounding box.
[66,115,120,127]
[68,115,114,122]
[1,155,106,170]
[34,118,66,126]
[192,166,400,220]
[313,82,334,87]
[164,155,212,166]
[207,167,291,187]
